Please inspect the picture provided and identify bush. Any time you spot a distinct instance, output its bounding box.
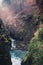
[38,28,43,42]
[28,37,43,65]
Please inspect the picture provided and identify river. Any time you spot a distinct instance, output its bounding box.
[10,39,27,65]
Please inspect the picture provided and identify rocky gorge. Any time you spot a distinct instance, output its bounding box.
[5,5,40,50]
[0,0,41,50]
[0,0,43,65]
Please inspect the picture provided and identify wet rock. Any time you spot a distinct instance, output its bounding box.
[21,57,32,65]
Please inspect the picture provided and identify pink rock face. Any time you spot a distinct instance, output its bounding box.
[0,0,39,38]
[0,0,37,32]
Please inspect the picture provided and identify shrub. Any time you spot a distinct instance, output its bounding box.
[38,28,43,42]
[28,37,43,65]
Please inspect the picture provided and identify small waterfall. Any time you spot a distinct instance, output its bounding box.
[11,38,22,65]
[11,38,16,50]
[11,38,26,65]
[11,57,22,65]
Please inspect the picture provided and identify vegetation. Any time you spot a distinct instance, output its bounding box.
[22,27,43,65]
[0,18,11,42]
[28,28,43,65]
[0,19,12,65]
[38,28,43,42]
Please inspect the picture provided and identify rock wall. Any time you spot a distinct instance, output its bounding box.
[0,0,40,50]
[7,12,39,50]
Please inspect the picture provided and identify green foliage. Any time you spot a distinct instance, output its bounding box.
[39,15,43,21]
[28,28,43,65]
[28,37,43,65]
[38,28,43,42]
[0,19,11,43]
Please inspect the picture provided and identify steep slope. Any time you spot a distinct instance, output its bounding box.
[21,23,43,65]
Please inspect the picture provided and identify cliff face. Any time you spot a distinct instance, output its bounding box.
[7,13,39,50]
[0,19,12,65]
[0,0,40,50]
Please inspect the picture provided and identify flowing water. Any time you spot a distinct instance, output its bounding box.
[11,39,27,65]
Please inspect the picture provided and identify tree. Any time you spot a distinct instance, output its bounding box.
[0,19,12,65]
[28,37,43,65]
